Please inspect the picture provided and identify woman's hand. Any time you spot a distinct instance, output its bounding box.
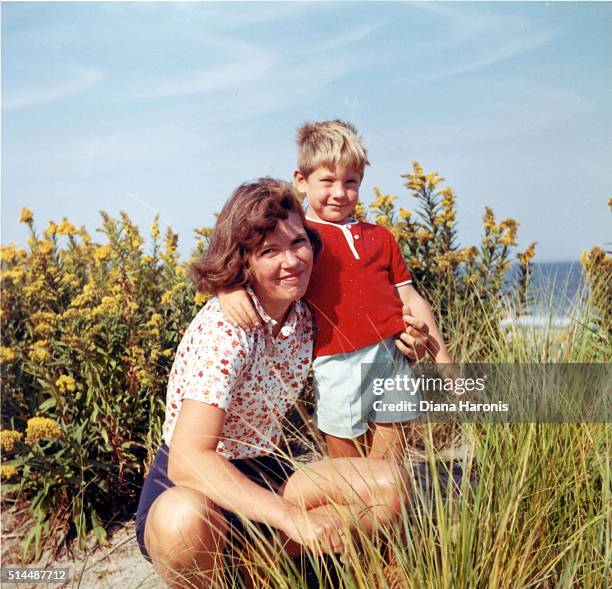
[218,287,260,331]
[283,508,348,555]
[395,305,430,362]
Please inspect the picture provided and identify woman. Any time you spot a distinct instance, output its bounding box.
[135,178,411,588]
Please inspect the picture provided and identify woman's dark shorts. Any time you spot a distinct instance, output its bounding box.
[135,444,295,562]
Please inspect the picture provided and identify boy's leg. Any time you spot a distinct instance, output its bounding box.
[368,337,421,461]
[325,432,370,458]
[368,422,410,462]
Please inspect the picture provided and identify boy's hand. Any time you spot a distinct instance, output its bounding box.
[395,306,429,361]
[217,287,260,331]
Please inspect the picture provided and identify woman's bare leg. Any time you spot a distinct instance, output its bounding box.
[281,457,409,533]
[144,486,228,588]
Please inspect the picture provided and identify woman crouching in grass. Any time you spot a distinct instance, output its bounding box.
[135,178,410,588]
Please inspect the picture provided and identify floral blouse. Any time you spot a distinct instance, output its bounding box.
[162,289,314,459]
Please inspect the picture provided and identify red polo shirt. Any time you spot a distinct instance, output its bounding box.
[305,218,412,358]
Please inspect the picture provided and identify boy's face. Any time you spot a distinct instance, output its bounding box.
[294,164,362,224]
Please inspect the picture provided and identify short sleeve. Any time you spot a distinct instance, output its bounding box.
[178,314,250,411]
[386,229,412,286]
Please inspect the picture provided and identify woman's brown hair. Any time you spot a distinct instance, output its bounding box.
[191,177,321,294]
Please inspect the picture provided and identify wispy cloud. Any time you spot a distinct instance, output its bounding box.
[130,39,276,99]
[317,22,385,51]
[406,2,559,81]
[372,88,595,152]
[2,67,105,110]
[425,29,559,82]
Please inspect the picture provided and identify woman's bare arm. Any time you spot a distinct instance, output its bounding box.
[169,399,295,529]
[168,399,344,552]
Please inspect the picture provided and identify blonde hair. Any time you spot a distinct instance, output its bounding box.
[296,119,370,179]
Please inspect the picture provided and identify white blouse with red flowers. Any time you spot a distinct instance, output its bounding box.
[162,288,314,459]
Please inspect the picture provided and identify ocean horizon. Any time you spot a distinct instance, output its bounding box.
[506,260,585,318]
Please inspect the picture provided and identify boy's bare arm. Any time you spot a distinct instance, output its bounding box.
[217,287,260,331]
[396,284,453,364]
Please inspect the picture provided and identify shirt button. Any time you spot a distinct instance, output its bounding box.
[354,234,360,240]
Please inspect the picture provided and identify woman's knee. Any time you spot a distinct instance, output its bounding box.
[366,461,410,514]
[145,486,228,564]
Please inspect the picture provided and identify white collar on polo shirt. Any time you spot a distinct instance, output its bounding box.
[305,216,361,260]
[245,285,299,337]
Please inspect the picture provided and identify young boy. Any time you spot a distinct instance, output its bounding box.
[220,120,454,461]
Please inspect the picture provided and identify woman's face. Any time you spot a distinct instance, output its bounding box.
[248,210,313,312]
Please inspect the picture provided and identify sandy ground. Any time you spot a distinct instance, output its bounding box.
[1,519,165,589]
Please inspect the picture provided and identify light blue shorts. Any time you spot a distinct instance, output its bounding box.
[313,337,421,438]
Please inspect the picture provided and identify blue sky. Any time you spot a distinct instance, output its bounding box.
[2,1,611,262]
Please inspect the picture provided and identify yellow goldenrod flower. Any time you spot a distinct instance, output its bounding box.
[95,244,112,262]
[374,215,390,226]
[37,240,54,256]
[19,207,34,224]
[0,347,17,364]
[164,230,178,256]
[62,308,81,320]
[44,221,58,238]
[92,294,122,317]
[353,201,367,220]
[56,218,78,236]
[33,311,55,335]
[60,273,80,290]
[151,215,161,241]
[482,207,498,233]
[2,268,26,284]
[55,375,77,393]
[28,341,49,363]
[370,196,385,209]
[416,230,433,244]
[398,208,412,220]
[440,188,455,211]
[194,291,209,306]
[1,429,22,452]
[580,249,590,268]
[409,259,423,271]
[501,232,517,247]
[462,246,478,262]
[0,245,17,264]
[580,246,605,270]
[517,242,537,266]
[161,291,173,305]
[147,313,163,328]
[80,227,91,243]
[425,172,443,188]
[26,417,62,445]
[0,464,17,480]
[406,178,425,192]
[162,348,174,358]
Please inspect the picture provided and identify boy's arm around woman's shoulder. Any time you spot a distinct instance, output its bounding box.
[218,287,260,331]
